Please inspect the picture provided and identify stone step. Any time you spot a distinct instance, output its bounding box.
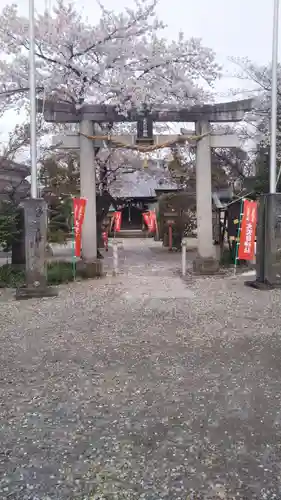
[114,229,150,239]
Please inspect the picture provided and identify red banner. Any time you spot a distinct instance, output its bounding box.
[148,210,156,233]
[73,198,87,257]
[142,211,156,233]
[238,199,258,261]
[113,211,122,232]
[142,212,150,228]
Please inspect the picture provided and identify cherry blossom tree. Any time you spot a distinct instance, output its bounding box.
[230,57,281,191]
[230,58,276,140]
[0,0,220,113]
[0,123,31,263]
[0,0,222,216]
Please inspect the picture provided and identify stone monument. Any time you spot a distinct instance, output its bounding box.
[15,199,57,299]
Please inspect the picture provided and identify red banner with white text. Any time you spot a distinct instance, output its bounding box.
[73,198,87,257]
[113,211,122,232]
[142,212,150,229]
[143,211,156,233]
[238,199,258,261]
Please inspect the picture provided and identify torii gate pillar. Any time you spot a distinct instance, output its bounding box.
[79,120,97,262]
[193,120,219,274]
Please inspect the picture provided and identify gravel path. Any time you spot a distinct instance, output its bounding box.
[0,240,281,499]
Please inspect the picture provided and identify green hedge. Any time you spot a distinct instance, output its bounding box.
[0,261,83,288]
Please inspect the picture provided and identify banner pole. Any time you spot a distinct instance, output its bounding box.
[72,201,76,281]
[113,211,116,239]
[234,198,244,276]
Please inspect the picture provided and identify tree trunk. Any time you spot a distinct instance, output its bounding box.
[99,164,107,195]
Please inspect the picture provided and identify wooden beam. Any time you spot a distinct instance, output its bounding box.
[52,133,104,149]
[52,134,182,149]
[210,133,240,148]
[39,98,253,124]
[52,132,241,150]
[181,129,241,148]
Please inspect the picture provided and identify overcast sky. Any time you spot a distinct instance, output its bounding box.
[0,0,274,63]
[0,0,278,138]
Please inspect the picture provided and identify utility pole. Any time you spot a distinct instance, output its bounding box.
[16,0,57,299]
[270,0,279,193]
[246,0,281,290]
[29,0,37,198]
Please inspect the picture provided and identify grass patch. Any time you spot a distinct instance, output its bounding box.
[47,261,76,285]
[0,264,25,288]
[220,248,248,269]
[220,248,235,267]
[0,261,84,288]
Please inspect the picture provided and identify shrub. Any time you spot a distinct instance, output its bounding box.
[47,261,76,285]
[0,264,25,288]
[219,248,248,268]
[0,261,83,288]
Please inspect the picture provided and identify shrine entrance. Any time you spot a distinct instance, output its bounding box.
[121,203,145,230]
[40,98,253,275]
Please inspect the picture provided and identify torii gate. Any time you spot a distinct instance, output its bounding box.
[38,99,252,275]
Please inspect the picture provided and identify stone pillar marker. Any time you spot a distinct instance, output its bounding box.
[79,120,103,277]
[193,121,219,274]
[16,198,57,299]
[80,120,97,261]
